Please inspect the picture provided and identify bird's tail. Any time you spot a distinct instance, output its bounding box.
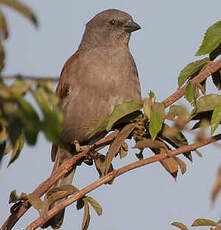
[42,146,75,229]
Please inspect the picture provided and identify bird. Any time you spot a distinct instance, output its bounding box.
[43,9,142,229]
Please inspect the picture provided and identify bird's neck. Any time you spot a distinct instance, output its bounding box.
[79,28,130,51]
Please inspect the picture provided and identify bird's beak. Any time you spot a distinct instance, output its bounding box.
[124,20,141,33]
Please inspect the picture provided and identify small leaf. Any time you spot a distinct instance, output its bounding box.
[149,108,164,140]
[211,70,221,90]
[196,20,221,56]
[88,118,108,139]
[171,221,189,230]
[9,190,19,204]
[0,0,38,26]
[210,43,221,60]
[167,105,189,121]
[143,98,151,119]
[86,196,102,216]
[191,94,221,119]
[119,142,128,159]
[77,198,84,210]
[174,157,187,175]
[7,135,24,167]
[0,140,6,163]
[82,199,90,230]
[211,100,221,134]
[160,124,192,161]
[106,100,142,131]
[185,82,196,103]
[46,185,78,206]
[27,193,43,213]
[192,218,217,227]
[105,123,136,174]
[178,58,209,87]
[32,87,63,145]
[0,125,7,142]
[160,157,178,179]
[194,150,203,158]
[14,95,40,145]
[135,139,167,150]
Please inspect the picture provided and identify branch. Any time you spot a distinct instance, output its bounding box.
[0,74,59,81]
[1,131,118,230]
[162,59,221,107]
[27,133,221,230]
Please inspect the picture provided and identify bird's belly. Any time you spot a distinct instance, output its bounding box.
[61,76,141,145]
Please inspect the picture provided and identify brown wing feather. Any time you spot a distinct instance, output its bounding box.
[51,50,79,161]
[56,50,79,99]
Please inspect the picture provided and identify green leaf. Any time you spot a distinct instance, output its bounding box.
[143,98,151,119]
[32,87,63,145]
[196,20,221,56]
[14,95,40,145]
[178,58,209,87]
[46,185,78,206]
[211,69,221,90]
[191,218,217,227]
[88,117,108,139]
[82,199,90,230]
[185,81,196,103]
[0,8,8,39]
[0,0,38,26]
[167,105,189,121]
[211,100,221,134]
[106,100,142,131]
[7,135,24,167]
[209,43,221,60]
[27,194,43,213]
[149,108,163,140]
[171,221,189,230]
[191,94,221,117]
[160,124,192,161]
[86,196,102,216]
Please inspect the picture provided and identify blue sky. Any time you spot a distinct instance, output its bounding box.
[1,1,221,229]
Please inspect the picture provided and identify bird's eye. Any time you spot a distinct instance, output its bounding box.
[110,19,116,25]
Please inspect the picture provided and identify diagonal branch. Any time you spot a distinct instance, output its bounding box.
[162,59,221,107]
[1,131,118,230]
[26,133,221,230]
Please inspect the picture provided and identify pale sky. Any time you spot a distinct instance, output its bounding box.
[1,1,221,230]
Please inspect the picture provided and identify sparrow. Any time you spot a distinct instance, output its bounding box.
[44,9,141,229]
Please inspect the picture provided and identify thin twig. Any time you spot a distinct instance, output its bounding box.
[162,59,221,107]
[0,74,59,81]
[26,133,221,230]
[1,131,118,230]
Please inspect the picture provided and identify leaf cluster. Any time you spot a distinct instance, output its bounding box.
[0,79,63,166]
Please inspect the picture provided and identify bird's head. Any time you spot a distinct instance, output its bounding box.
[80,9,141,49]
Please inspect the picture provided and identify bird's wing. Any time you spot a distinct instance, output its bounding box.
[56,50,79,99]
[51,50,79,162]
